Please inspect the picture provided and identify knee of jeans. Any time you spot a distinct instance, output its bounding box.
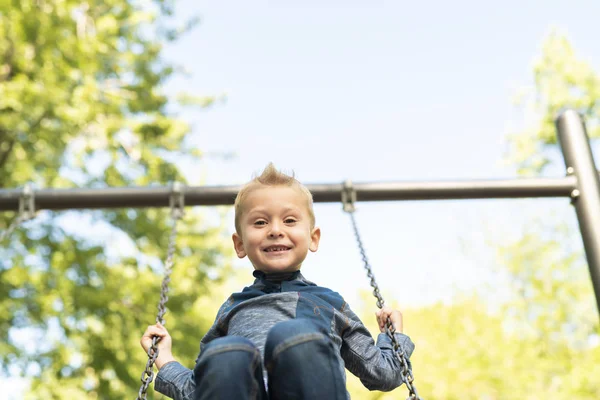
[265,319,326,361]
[194,336,261,386]
[200,336,260,365]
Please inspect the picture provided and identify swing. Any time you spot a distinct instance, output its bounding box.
[137,181,422,400]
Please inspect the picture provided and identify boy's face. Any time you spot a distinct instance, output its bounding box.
[232,186,320,274]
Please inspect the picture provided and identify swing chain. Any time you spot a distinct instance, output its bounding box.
[342,181,422,400]
[0,184,36,243]
[137,182,185,400]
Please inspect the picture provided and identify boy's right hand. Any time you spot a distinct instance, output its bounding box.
[140,322,176,370]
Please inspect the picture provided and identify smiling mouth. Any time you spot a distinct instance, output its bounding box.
[263,246,291,252]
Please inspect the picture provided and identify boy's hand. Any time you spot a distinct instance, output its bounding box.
[140,322,176,370]
[375,306,403,333]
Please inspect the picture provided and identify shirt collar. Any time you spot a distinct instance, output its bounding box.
[252,269,302,283]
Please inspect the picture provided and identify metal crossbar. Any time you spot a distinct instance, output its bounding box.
[0,176,582,211]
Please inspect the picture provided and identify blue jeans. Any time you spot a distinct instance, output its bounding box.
[192,319,346,400]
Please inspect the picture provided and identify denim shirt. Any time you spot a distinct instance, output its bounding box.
[155,271,415,399]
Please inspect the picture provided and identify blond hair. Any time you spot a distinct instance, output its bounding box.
[234,163,315,233]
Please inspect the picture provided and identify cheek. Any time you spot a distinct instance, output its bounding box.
[294,232,312,247]
[246,232,263,247]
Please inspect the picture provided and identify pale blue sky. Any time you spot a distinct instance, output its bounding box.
[7,0,600,397]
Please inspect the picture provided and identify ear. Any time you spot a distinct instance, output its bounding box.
[232,233,247,258]
[309,227,321,252]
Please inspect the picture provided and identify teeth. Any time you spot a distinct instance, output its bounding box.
[266,247,287,252]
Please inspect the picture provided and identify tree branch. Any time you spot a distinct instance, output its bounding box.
[0,134,16,171]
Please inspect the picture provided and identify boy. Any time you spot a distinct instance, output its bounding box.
[140,164,415,400]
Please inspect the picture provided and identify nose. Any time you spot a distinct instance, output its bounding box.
[268,222,284,238]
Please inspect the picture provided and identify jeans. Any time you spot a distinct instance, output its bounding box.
[192,319,347,400]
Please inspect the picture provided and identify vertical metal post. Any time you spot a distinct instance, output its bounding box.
[556,109,600,316]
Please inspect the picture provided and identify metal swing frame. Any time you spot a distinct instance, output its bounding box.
[1,110,600,398]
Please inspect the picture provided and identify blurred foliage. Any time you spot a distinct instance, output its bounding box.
[497,30,600,398]
[347,293,520,400]
[350,220,600,400]
[506,31,600,175]
[0,0,230,398]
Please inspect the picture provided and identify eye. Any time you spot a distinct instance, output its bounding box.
[284,218,297,224]
[254,220,267,226]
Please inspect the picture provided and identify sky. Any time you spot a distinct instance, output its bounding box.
[7,0,600,397]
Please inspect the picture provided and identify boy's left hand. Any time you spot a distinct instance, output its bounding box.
[375,306,403,333]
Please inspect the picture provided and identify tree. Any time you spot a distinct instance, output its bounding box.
[345,292,528,400]
[506,31,600,175]
[346,281,600,399]
[502,29,600,395]
[493,222,600,399]
[0,1,227,398]
[347,32,600,399]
